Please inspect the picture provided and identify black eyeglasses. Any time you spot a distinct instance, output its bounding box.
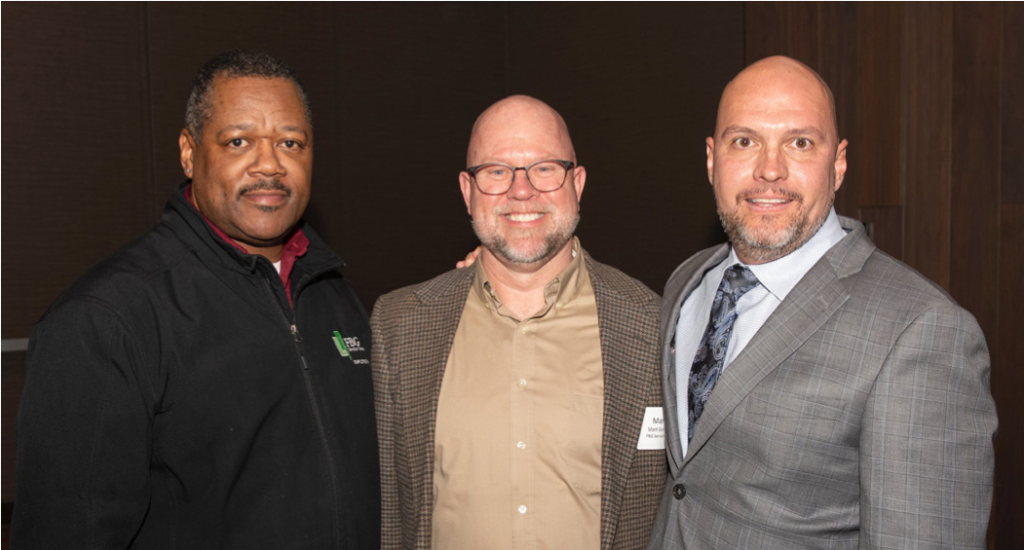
[465,159,575,195]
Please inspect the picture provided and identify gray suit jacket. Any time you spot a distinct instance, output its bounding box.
[373,252,667,550]
[648,217,997,550]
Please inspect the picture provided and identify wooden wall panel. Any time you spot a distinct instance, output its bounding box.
[817,3,860,220]
[329,3,508,307]
[744,2,819,67]
[506,3,744,293]
[950,2,1002,343]
[855,2,903,209]
[1002,3,1024,205]
[902,2,952,290]
[992,204,1024,550]
[858,206,903,260]
[991,7,1024,546]
[1,3,151,336]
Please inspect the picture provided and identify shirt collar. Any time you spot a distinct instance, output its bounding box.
[727,208,847,301]
[182,183,309,279]
[473,236,586,321]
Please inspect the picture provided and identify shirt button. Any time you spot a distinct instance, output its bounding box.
[520,326,529,334]
[518,379,527,389]
[516,441,526,450]
[518,505,527,514]
[672,483,686,500]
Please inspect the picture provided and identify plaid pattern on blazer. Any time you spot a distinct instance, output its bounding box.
[373,251,667,550]
[647,216,997,550]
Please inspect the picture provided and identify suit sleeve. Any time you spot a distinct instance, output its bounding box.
[12,299,154,549]
[371,297,402,550]
[859,304,997,549]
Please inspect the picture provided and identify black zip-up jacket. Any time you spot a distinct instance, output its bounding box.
[13,183,380,549]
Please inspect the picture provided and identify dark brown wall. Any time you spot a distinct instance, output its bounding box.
[745,3,1023,548]
[3,2,1019,547]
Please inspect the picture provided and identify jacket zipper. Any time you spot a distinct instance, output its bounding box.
[261,274,343,548]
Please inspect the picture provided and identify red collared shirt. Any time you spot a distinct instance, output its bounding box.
[184,185,308,306]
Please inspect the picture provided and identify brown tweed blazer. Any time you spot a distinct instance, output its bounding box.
[372,251,667,550]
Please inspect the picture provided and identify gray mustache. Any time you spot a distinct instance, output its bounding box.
[739,187,801,201]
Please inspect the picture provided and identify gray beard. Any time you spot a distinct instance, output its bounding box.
[718,190,834,264]
[472,213,579,265]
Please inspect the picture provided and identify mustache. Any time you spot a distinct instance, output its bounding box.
[239,178,290,197]
[738,186,802,201]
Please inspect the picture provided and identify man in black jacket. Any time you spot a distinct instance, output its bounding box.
[12,50,380,549]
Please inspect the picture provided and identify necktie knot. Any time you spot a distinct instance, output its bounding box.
[721,265,759,299]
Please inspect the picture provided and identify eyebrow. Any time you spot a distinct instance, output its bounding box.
[786,127,828,140]
[278,125,310,139]
[720,126,758,137]
[216,123,254,138]
[216,123,309,140]
[719,125,827,140]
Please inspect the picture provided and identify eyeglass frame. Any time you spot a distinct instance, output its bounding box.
[464,159,576,195]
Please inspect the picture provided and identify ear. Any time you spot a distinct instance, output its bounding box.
[705,137,715,185]
[833,139,848,191]
[459,171,474,215]
[179,129,196,177]
[571,165,586,202]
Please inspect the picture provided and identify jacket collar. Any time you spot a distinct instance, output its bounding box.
[163,181,343,288]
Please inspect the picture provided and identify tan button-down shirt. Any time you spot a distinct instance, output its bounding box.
[432,239,604,550]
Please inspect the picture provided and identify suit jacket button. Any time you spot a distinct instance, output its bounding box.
[673,483,686,500]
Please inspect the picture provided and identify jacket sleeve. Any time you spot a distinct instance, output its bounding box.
[371,296,402,550]
[859,304,997,549]
[12,299,154,549]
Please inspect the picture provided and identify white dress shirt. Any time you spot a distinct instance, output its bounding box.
[675,208,848,456]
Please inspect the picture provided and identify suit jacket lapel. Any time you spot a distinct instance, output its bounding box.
[683,222,873,465]
[398,269,474,506]
[587,256,660,550]
[661,245,729,475]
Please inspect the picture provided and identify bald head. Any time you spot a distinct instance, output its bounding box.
[715,56,839,144]
[467,95,576,167]
[706,55,848,265]
[459,95,586,272]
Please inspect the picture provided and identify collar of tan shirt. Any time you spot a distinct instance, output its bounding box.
[473,237,585,321]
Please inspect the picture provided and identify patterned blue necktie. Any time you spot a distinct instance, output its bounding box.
[688,265,760,442]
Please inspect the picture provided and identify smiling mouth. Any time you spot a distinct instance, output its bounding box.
[740,186,802,210]
[504,212,545,222]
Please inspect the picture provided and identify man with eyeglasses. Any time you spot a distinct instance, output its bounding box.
[372,95,667,550]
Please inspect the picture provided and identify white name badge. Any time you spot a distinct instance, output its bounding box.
[636,407,666,450]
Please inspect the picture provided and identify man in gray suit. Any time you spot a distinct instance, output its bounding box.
[374,95,666,550]
[648,56,997,549]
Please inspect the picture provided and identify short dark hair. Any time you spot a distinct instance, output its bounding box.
[185,49,312,143]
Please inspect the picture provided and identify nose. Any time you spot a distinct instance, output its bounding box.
[507,167,539,199]
[753,146,788,183]
[250,140,286,177]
